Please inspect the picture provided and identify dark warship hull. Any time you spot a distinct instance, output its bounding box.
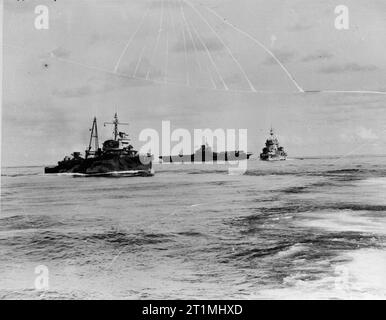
[45,113,153,177]
[45,154,153,176]
[259,153,287,161]
[160,150,252,163]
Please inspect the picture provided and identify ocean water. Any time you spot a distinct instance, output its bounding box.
[1,156,385,300]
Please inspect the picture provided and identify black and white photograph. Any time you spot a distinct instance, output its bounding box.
[1,0,385,304]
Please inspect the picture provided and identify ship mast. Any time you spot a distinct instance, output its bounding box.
[86,117,99,159]
[104,112,129,141]
[270,126,274,136]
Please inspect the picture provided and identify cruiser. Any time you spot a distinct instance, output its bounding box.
[260,128,287,161]
[44,113,153,176]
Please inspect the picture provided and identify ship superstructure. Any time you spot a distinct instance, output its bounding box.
[44,113,153,176]
[260,128,287,161]
[160,142,252,163]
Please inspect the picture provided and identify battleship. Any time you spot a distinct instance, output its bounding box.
[260,128,287,161]
[160,143,252,163]
[44,113,153,176]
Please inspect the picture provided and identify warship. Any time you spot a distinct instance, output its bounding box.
[160,143,252,163]
[260,128,287,161]
[44,113,153,176]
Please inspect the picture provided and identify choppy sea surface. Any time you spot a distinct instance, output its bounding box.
[1,156,385,300]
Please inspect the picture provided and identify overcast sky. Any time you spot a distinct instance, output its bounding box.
[2,0,386,166]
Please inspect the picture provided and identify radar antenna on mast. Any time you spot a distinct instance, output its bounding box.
[104,112,129,141]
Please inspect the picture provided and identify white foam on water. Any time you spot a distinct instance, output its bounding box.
[3,157,385,299]
[52,170,148,177]
[228,167,246,175]
[246,248,386,300]
[55,172,85,176]
[297,210,386,235]
[339,249,386,299]
[358,177,386,186]
[354,177,386,205]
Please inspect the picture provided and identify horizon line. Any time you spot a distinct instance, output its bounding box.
[2,153,386,169]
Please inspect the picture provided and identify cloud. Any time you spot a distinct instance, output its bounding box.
[2,99,74,140]
[50,47,71,59]
[264,49,295,65]
[52,86,92,98]
[288,23,313,32]
[116,57,165,84]
[301,51,334,62]
[280,135,304,145]
[4,0,36,13]
[340,127,379,142]
[356,127,378,140]
[173,36,224,53]
[149,0,187,9]
[324,94,385,108]
[319,63,378,74]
